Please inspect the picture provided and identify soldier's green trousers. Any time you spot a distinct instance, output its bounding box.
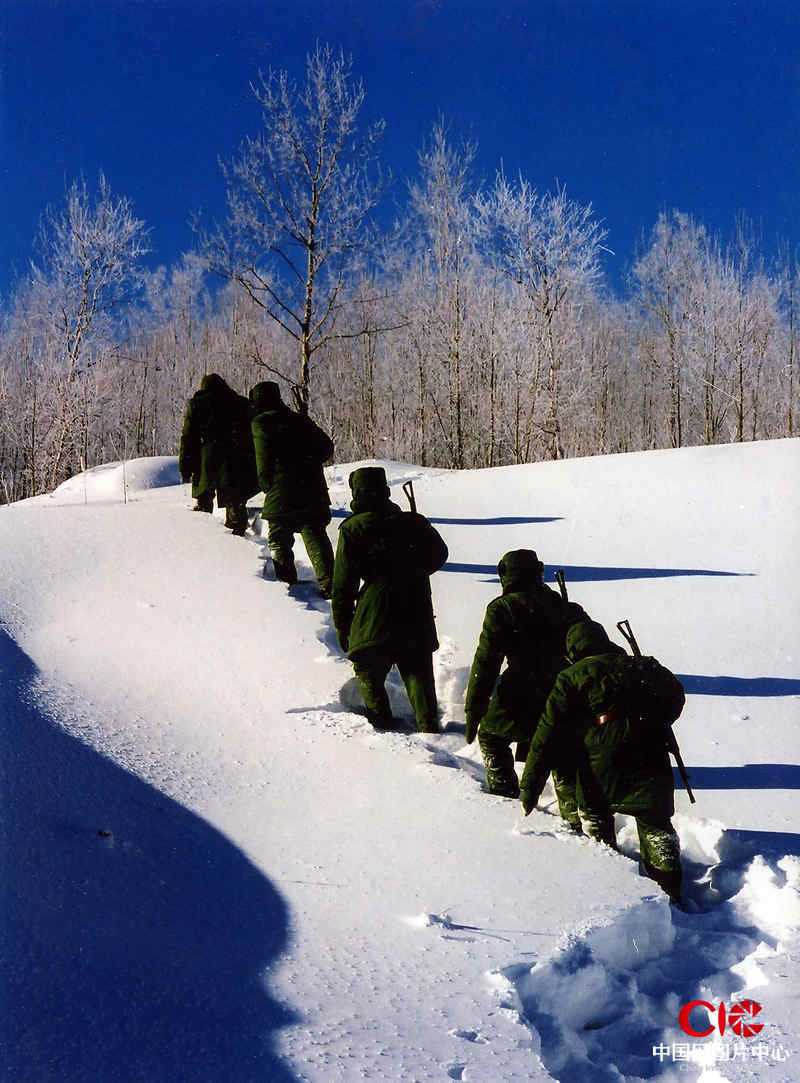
[550,769,583,831]
[477,732,520,797]
[478,732,580,819]
[267,518,334,591]
[351,646,439,732]
[581,809,682,900]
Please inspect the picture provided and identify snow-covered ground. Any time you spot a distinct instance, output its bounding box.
[1,438,799,1082]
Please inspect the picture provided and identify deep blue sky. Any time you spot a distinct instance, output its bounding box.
[2,0,800,299]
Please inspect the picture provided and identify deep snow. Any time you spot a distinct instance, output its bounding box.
[1,439,799,1082]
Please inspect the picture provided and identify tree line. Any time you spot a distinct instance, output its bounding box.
[1,44,796,504]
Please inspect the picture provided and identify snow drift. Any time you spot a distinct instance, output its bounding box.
[1,439,798,1082]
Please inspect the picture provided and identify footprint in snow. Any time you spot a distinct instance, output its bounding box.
[449,1029,487,1045]
[500,817,800,1083]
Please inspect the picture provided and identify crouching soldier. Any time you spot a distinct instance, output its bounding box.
[250,381,335,597]
[332,467,448,732]
[519,620,686,902]
[178,373,258,533]
[464,550,588,809]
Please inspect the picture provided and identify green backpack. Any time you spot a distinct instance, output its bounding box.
[590,654,685,729]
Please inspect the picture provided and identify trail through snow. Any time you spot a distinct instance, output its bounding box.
[1,441,799,1081]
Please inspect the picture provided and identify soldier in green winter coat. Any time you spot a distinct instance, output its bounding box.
[178,373,259,534]
[464,549,588,806]
[331,467,449,732]
[519,620,686,901]
[250,381,335,596]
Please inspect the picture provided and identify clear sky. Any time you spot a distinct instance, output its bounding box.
[2,0,799,299]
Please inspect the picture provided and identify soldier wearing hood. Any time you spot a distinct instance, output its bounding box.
[520,620,685,902]
[178,373,259,534]
[250,381,335,596]
[331,467,448,732]
[464,549,588,807]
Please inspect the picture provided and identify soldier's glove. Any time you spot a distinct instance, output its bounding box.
[338,631,349,653]
[464,714,478,745]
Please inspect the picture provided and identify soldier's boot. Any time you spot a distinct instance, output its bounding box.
[227,503,249,536]
[640,861,683,903]
[485,761,520,798]
[365,707,395,730]
[478,732,520,798]
[272,558,298,584]
[193,491,214,513]
[637,819,682,902]
[582,811,618,849]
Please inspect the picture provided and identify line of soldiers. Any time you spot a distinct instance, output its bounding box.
[464,556,686,903]
[178,375,335,592]
[179,374,688,904]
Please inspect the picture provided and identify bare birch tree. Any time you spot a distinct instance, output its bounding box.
[632,211,705,448]
[203,43,386,414]
[776,241,799,437]
[403,121,482,468]
[29,173,149,485]
[477,176,607,459]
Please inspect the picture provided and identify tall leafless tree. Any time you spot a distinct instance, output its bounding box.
[477,176,607,459]
[203,43,386,414]
[28,173,149,487]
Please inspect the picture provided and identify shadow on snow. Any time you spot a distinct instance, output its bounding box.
[441,561,750,583]
[675,763,800,791]
[330,508,561,526]
[0,627,298,1083]
[677,674,800,696]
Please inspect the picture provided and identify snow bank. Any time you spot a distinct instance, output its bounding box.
[1,438,798,1082]
[42,455,183,504]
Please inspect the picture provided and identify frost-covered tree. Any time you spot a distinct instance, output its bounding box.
[775,241,799,438]
[22,174,149,487]
[477,176,607,459]
[632,211,706,448]
[633,211,783,448]
[203,43,386,414]
[399,121,486,468]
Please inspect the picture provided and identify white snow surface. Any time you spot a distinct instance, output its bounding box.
[1,439,799,1082]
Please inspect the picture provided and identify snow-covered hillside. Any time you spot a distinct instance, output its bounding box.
[1,439,799,1083]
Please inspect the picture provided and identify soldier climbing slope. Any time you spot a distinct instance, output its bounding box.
[178,373,258,535]
[520,619,686,902]
[331,467,448,733]
[250,381,335,598]
[464,549,588,812]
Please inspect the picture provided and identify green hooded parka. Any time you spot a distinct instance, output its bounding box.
[520,620,686,821]
[178,374,259,506]
[464,550,588,744]
[331,468,448,658]
[250,382,334,525]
